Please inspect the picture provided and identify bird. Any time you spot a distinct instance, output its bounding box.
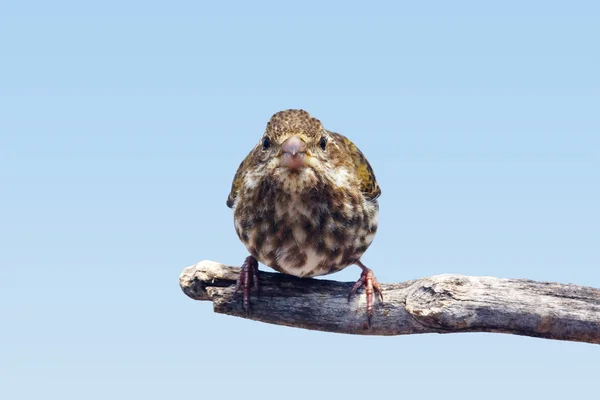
[226,109,383,325]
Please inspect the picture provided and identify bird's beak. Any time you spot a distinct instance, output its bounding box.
[280,135,307,169]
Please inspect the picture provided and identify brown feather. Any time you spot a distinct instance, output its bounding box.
[227,109,381,278]
[328,131,381,201]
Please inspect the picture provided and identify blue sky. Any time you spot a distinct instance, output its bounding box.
[1,1,599,399]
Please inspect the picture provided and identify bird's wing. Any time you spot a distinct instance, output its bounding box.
[226,155,251,208]
[330,131,381,201]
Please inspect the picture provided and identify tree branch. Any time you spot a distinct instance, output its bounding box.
[179,260,600,344]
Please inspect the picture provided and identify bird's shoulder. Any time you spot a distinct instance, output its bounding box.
[328,130,381,201]
[226,148,257,208]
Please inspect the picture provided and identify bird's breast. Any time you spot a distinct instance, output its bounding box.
[234,177,379,278]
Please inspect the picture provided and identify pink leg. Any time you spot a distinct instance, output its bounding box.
[348,260,383,327]
[234,256,260,313]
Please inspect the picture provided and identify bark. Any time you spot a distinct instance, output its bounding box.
[179,260,600,344]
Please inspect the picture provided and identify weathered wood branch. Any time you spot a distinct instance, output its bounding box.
[180,260,600,344]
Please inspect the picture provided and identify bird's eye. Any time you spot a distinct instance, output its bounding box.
[262,137,271,150]
[320,136,327,150]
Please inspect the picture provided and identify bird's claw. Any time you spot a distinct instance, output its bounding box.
[348,265,383,327]
[234,256,260,314]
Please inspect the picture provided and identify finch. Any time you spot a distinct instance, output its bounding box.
[227,109,382,325]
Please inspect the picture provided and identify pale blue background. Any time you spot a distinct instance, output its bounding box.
[1,1,599,399]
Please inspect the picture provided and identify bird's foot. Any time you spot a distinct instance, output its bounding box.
[234,256,260,314]
[348,261,383,327]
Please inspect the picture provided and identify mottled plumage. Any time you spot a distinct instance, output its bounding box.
[228,109,383,323]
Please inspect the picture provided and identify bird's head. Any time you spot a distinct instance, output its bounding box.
[255,109,332,174]
[226,109,377,208]
[228,109,355,201]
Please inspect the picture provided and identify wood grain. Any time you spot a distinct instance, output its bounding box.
[180,260,600,344]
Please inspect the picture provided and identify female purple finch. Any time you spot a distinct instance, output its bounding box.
[227,109,383,325]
